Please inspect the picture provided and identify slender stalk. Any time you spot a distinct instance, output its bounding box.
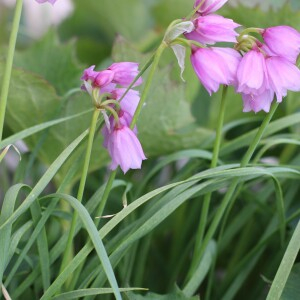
[0,0,23,142]
[59,109,100,274]
[184,102,279,293]
[130,42,167,129]
[191,86,228,272]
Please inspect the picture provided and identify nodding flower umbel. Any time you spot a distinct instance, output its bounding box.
[236,26,300,113]
[80,62,146,173]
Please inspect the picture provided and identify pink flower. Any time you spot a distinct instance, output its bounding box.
[190,47,234,95]
[236,48,269,96]
[242,89,274,113]
[108,62,143,87]
[94,70,114,88]
[266,56,300,102]
[111,88,140,116]
[211,47,241,85]
[80,65,98,82]
[262,26,300,63]
[194,0,229,15]
[35,0,57,4]
[185,15,240,45]
[103,116,146,173]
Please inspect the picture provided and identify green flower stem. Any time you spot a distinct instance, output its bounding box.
[184,101,279,294]
[59,108,101,275]
[0,0,23,142]
[130,42,167,129]
[191,85,228,270]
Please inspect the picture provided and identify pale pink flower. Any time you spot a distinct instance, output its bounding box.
[94,70,114,88]
[185,15,240,45]
[111,88,140,116]
[242,89,274,113]
[211,47,241,85]
[262,26,300,63]
[194,0,229,15]
[103,115,146,173]
[236,48,269,96]
[108,62,143,87]
[191,47,233,95]
[266,56,300,102]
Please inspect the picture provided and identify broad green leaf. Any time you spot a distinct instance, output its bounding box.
[60,0,153,44]
[14,31,83,96]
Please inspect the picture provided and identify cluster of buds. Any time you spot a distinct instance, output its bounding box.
[80,63,146,173]
[185,0,300,112]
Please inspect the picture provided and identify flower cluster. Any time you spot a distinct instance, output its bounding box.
[81,62,146,173]
[185,0,300,113]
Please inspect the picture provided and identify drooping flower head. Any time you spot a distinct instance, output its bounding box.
[261,26,300,63]
[191,46,240,95]
[194,0,229,15]
[81,62,146,173]
[235,32,300,113]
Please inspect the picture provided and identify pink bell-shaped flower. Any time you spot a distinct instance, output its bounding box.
[236,48,269,96]
[191,47,234,95]
[185,15,240,45]
[266,56,300,102]
[262,26,300,63]
[105,122,146,174]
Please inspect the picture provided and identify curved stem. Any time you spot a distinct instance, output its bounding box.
[0,0,23,142]
[190,86,228,274]
[130,42,167,129]
[184,101,279,295]
[59,108,100,275]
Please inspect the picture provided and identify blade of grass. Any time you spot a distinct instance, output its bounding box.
[266,220,300,300]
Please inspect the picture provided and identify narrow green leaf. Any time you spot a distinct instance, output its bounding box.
[0,130,88,232]
[183,240,217,296]
[30,201,50,291]
[0,184,31,284]
[266,221,300,300]
[40,193,122,300]
[53,288,147,300]
[0,109,92,150]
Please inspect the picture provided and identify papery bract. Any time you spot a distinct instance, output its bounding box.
[262,26,300,63]
[194,0,229,15]
[108,62,143,87]
[266,56,300,102]
[242,89,274,113]
[185,15,240,45]
[191,47,232,95]
[236,48,269,95]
